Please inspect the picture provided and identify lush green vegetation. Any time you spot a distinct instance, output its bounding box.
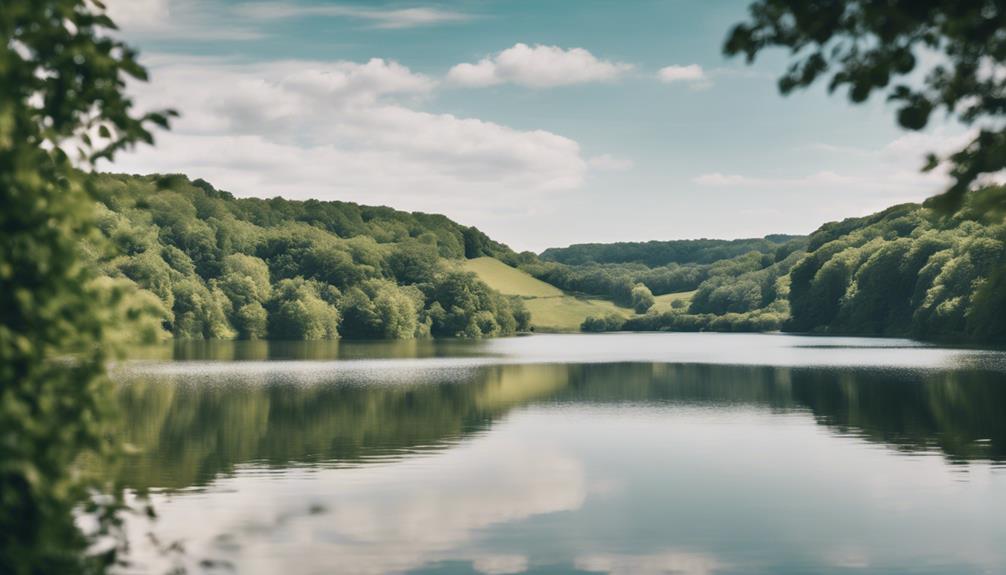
[572,247,802,333]
[462,257,632,331]
[85,173,1006,343]
[787,187,1006,341]
[462,256,563,297]
[580,187,1006,342]
[523,237,806,306]
[90,174,530,341]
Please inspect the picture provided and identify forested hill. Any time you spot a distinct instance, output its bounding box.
[90,172,1006,344]
[90,173,530,341]
[786,189,1006,341]
[540,235,805,266]
[581,186,1006,343]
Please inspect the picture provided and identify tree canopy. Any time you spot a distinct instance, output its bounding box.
[725,0,1006,211]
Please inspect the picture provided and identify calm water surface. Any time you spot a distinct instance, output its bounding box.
[111,334,1006,575]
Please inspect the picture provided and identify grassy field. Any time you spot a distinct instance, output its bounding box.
[462,257,633,331]
[461,257,563,297]
[523,297,631,331]
[651,290,697,313]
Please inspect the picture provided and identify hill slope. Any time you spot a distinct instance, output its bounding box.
[90,173,531,341]
[461,257,563,297]
[462,257,632,331]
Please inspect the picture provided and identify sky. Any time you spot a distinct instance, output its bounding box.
[102,0,968,253]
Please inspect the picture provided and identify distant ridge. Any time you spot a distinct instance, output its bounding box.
[540,235,806,267]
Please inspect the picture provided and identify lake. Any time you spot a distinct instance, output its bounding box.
[110,333,1006,575]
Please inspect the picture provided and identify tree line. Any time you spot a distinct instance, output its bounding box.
[540,235,803,267]
[94,172,1005,344]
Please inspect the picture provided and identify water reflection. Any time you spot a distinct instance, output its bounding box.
[125,338,495,362]
[108,336,1006,575]
[114,363,570,489]
[112,361,1006,493]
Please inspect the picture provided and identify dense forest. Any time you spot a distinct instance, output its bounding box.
[583,186,1006,343]
[90,173,530,342]
[89,173,1005,344]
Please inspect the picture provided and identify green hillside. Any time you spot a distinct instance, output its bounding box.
[463,257,632,331]
[88,174,532,341]
[462,257,563,297]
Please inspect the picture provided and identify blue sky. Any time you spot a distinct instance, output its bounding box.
[104,0,965,252]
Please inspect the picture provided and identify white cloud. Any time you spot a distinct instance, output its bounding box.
[103,0,468,39]
[103,0,170,28]
[588,154,634,171]
[243,2,472,29]
[657,64,711,89]
[658,64,704,83]
[575,551,723,575]
[472,554,529,575]
[102,0,263,40]
[448,59,500,87]
[448,43,633,88]
[107,55,590,219]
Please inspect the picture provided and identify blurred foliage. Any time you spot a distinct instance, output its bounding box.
[0,1,173,573]
[725,0,1006,211]
[89,173,530,340]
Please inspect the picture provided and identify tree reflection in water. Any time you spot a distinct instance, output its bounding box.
[109,357,1006,493]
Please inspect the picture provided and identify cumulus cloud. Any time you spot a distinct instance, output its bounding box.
[106,55,590,219]
[448,43,633,88]
[243,2,472,29]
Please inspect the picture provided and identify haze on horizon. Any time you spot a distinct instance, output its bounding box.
[103,0,968,252]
